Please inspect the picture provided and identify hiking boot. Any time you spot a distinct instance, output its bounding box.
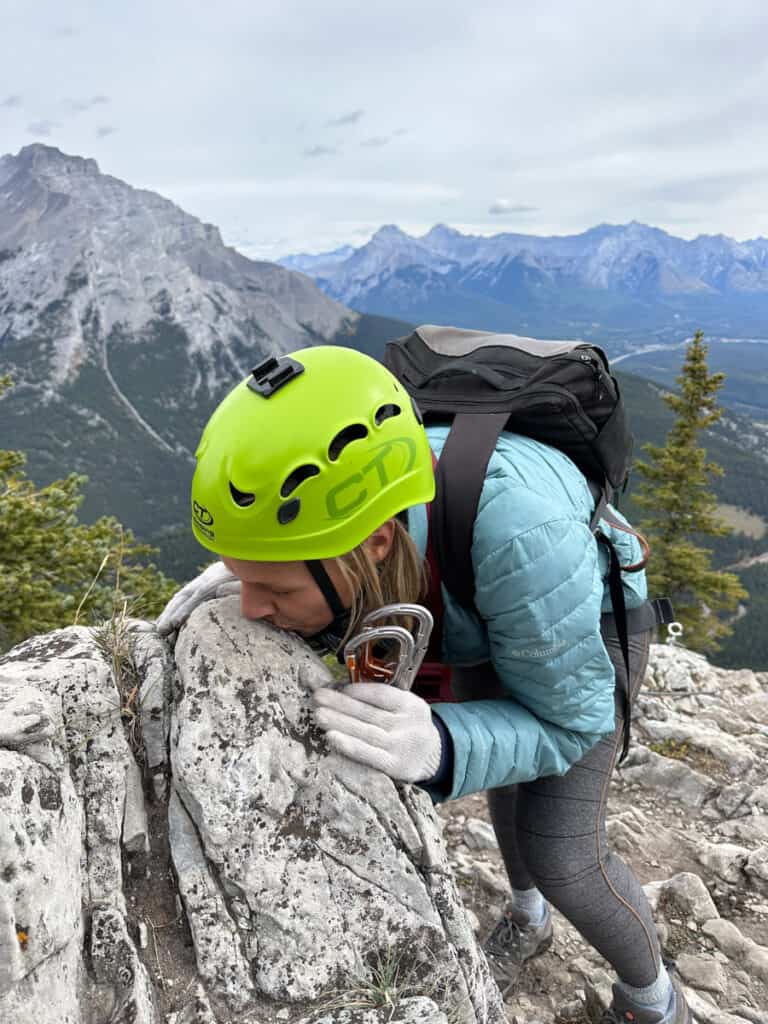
[483,904,553,996]
[599,972,693,1023]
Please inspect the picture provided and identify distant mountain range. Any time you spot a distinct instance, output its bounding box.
[0,144,401,572]
[279,223,768,353]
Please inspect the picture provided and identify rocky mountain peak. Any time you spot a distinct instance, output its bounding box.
[422,222,462,244]
[370,223,410,244]
[14,142,101,181]
[0,143,350,389]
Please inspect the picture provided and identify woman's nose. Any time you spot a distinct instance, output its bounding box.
[240,583,276,620]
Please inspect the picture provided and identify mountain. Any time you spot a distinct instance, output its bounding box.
[279,244,355,274]
[280,222,768,353]
[0,146,353,386]
[0,145,404,573]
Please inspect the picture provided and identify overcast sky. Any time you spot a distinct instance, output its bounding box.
[2,0,768,258]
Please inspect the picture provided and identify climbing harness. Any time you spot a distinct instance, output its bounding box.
[344,603,434,691]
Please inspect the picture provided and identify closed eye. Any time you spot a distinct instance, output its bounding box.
[246,584,298,597]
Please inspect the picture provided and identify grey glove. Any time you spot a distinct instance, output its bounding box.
[313,683,442,783]
[156,562,241,636]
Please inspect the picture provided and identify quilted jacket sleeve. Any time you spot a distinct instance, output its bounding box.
[428,491,617,802]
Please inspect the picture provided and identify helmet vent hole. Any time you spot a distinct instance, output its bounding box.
[229,481,255,507]
[375,403,401,426]
[328,423,368,462]
[281,463,320,498]
[278,499,300,525]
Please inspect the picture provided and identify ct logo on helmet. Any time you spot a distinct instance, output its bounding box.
[325,437,417,520]
[193,501,214,526]
[193,501,215,539]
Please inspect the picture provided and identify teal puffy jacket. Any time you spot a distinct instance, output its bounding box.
[407,425,648,802]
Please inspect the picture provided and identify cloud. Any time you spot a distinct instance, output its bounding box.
[488,199,538,215]
[327,109,364,127]
[95,124,116,138]
[66,95,110,113]
[1,95,22,109]
[642,170,766,206]
[27,120,58,137]
[5,0,760,251]
[155,178,460,202]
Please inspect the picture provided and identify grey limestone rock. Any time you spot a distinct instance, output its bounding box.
[744,844,768,893]
[643,871,720,923]
[90,906,159,1023]
[696,842,750,885]
[701,919,768,985]
[170,598,504,1020]
[0,609,505,1023]
[619,748,719,807]
[3,623,768,1022]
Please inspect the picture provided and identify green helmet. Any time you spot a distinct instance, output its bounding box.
[191,345,435,560]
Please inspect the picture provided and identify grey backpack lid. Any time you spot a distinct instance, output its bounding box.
[415,323,585,359]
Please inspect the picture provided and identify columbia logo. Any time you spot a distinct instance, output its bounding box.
[515,640,568,659]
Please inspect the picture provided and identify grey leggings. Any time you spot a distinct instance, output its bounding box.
[452,628,658,987]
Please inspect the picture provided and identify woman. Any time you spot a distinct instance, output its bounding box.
[159,345,691,1024]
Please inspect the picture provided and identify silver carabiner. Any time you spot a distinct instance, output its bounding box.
[358,603,434,691]
[343,625,416,688]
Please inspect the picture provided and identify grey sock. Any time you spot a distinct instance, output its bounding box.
[510,887,547,925]
[616,962,673,1014]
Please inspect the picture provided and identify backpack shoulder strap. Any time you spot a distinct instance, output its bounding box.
[596,531,632,762]
[415,454,455,703]
[424,451,445,661]
[432,411,509,610]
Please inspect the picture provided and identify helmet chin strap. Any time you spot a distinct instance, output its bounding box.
[305,559,347,620]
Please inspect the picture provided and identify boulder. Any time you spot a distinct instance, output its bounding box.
[0,605,505,1023]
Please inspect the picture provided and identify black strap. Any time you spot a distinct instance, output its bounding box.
[433,412,509,610]
[602,597,675,636]
[305,560,346,619]
[424,453,446,662]
[596,533,632,763]
[588,479,609,532]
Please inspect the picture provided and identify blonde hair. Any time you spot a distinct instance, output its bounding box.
[334,518,428,644]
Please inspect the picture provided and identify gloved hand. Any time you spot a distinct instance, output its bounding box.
[313,683,442,783]
[156,562,241,637]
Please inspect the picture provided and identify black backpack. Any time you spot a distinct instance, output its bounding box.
[384,324,655,758]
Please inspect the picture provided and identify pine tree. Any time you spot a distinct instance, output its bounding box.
[634,331,747,652]
[0,375,178,652]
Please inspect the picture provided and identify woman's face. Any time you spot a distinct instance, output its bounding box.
[221,522,395,637]
[221,556,355,636]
